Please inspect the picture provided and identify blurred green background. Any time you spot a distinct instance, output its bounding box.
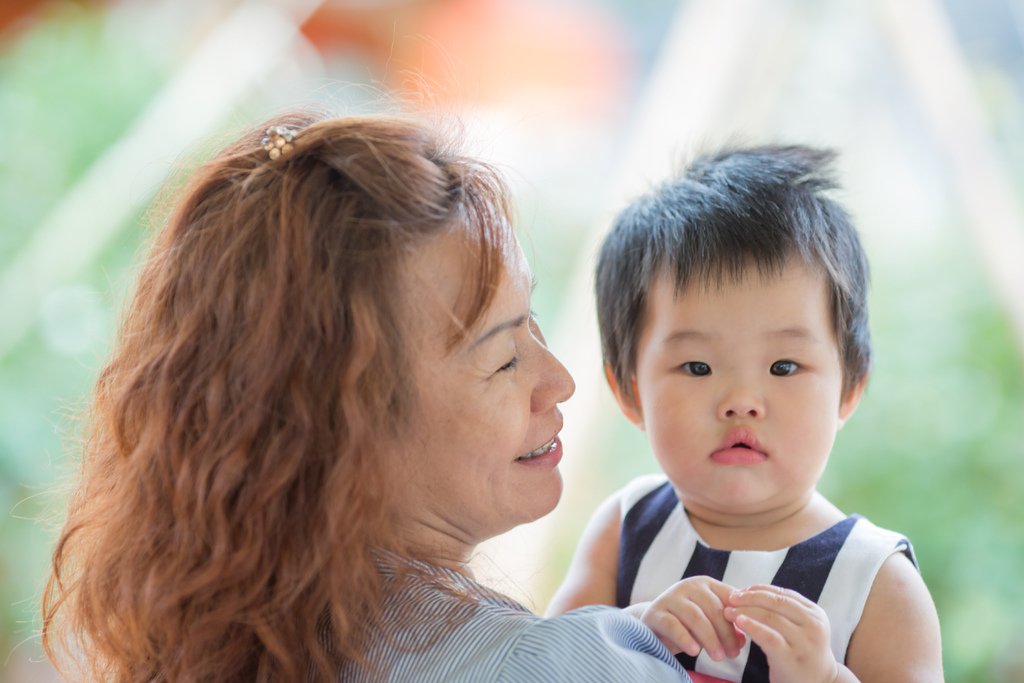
[2,1,1022,681]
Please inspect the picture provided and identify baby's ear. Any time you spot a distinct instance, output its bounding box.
[838,375,868,427]
[604,364,645,429]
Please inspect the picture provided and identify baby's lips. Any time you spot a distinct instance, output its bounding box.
[718,426,761,451]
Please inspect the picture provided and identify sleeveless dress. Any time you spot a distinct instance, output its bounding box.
[615,475,917,683]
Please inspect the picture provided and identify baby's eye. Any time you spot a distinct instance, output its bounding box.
[680,361,711,377]
[770,360,798,376]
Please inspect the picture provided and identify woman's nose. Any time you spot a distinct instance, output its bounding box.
[718,387,764,420]
[532,346,576,412]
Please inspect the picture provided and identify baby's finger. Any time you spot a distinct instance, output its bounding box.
[702,605,744,659]
[726,604,837,683]
[733,584,817,610]
[727,602,829,658]
[728,586,814,626]
[728,610,791,658]
[643,609,701,657]
[725,604,800,640]
[662,596,734,661]
[680,584,743,658]
[674,601,730,661]
[702,583,746,657]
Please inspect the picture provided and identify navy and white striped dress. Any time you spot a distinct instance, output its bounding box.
[616,475,917,683]
[335,558,691,682]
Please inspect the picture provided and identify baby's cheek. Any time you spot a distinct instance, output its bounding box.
[649,426,696,473]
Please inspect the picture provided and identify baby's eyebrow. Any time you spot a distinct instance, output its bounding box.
[662,327,823,345]
[766,326,822,342]
[663,329,711,345]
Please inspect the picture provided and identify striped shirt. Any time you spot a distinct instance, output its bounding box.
[616,475,917,683]
[336,558,691,682]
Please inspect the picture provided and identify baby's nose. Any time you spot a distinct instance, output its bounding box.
[718,388,764,420]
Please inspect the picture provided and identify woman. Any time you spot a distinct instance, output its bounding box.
[43,112,691,681]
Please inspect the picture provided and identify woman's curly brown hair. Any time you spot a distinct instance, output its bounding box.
[42,111,513,682]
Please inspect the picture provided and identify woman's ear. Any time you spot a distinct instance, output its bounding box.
[838,375,868,428]
[604,364,645,430]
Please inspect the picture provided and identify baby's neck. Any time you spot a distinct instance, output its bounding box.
[683,491,845,552]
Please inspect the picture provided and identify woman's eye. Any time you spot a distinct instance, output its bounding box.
[680,361,711,377]
[497,357,519,373]
[770,360,798,376]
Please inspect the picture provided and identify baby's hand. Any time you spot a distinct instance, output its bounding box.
[640,576,745,662]
[724,585,839,683]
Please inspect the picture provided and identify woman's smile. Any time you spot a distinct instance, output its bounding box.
[515,435,562,464]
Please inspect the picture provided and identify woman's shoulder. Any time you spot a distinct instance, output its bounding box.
[493,605,689,682]
[357,563,689,681]
[343,580,532,681]
[362,586,690,681]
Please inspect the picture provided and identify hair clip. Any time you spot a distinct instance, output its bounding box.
[261,125,298,160]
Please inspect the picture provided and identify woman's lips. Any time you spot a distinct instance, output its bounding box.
[515,436,562,468]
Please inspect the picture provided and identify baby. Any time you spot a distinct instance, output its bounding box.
[549,146,943,682]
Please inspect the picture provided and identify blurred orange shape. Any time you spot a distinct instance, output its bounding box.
[303,0,632,116]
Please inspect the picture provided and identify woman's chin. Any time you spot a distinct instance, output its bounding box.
[493,474,563,535]
[524,473,564,524]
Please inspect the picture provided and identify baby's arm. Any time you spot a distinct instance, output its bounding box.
[843,552,943,681]
[545,492,622,615]
[546,492,744,663]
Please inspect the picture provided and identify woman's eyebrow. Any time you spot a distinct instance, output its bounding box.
[468,314,530,351]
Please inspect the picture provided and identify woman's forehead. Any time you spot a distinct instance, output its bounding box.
[403,228,526,347]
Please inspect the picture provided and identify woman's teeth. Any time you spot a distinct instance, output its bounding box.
[517,438,557,461]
